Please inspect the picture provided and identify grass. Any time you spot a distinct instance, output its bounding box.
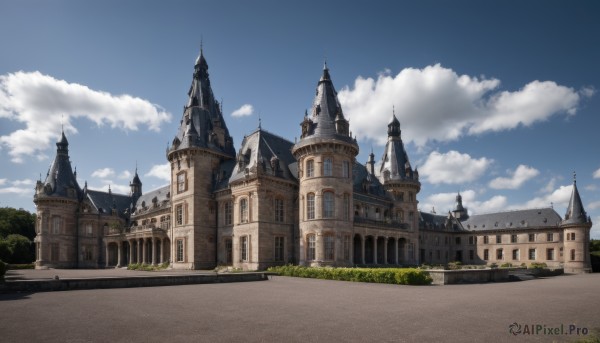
[267,265,432,285]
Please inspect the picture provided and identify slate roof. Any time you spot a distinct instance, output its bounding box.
[562,179,591,225]
[229,128,297,184]
[131,185,170,216]
[41,131,81,198]
[460,208,562,231]
[378,114,417,183]
[86,189,132,217]
[419,212,448,231]
[353,162,387,198]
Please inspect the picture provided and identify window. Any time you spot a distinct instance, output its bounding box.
[177,172,186,193]
[343,194,350,220]
[547,233,554,242]
[528,249,536,260]
[342,160,350,178]
[528,233,535,242]
[52,217,61,234]
[323,191,334,218]
[469,250,474,261]
[468,236,475,245]
[176,204,184,225]
[343,235,350,261]
[511,234,517,243]
[512,249,520,261]
[483,249,489,260]
[307,234,316,261]
[176,239,184,262]
[571,233,576,240]
[324,235,335,260]
[85,223,93,236]
[496,248,503,260]
[275,198,284,222]
[570,249,575,261]
[398,192,404,202]
[306,159,314,178]
[274,237,284,261]
[224,202,232,225]
[496,235,502,244]
[323,157,332,176]
[547,248,555,261]
[240,236,249,261]
[240,198,248,223]
[483,236,489,244]
[364,205,369,218]
[307,193,315,220]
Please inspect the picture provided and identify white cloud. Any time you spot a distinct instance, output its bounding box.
[231,104,254,117]
[593,168,600,179]
[0,71,171,163]
[11,179,34,186]
[588,201,600,210]
[541,177,558,193]
[420,150,491,184]
[91,168,115,179]
[337,64,586,146]
[145,163,170,182]
[0,178,6,186]
[421,190,507,215]
[88,182,130,195]
[119,170,132,180]
[517,184,573,210]
[489,165,539,190]
[0,186,32,196]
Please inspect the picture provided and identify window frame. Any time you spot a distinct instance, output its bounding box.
[306,193,315,220]
[176,171,187,193]
[323,157,333,176]
[306,159,314,178]
[274,236,284,261]
[274,198,284,222]
[324,234,335,260]
[240,198,249,223]
[307,234,316,261]
[240,236,249,262]
[323,191,334,218]
[176,239,185,262]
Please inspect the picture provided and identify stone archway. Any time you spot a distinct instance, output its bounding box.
[353,234,363,265]
[364,236,374,264]
[387,237,396,264]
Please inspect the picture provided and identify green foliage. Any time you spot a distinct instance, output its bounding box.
[528,262,548,269]
[267,266,432,285]
[489,263,498,269]
[447,261,462,270]
[500,263,513,268]
[7,263,34,269]
[0,234,34,264]
[0,260,7,280]
[0,207,36,240]
[127,262,169,271]
[590,239,600,253]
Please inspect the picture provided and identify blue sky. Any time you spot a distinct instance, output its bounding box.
[1,0,599,237]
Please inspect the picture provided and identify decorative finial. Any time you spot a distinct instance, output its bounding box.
[200,35,203,54]
[573,171,577,184]
[258,114,262,130]
[135,160,138,174]
[393,105,395,116]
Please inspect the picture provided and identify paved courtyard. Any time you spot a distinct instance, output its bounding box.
[1,272,599,342]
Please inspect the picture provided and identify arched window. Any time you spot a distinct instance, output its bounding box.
[306,159,314,178]
[307,193,315,220]
[307,234,316,261]
[240,198,248,223]
[323,157,333,176]
[323,191,334,218]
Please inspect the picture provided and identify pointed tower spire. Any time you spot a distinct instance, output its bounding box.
[38,130,80,199]
[563,172,590,224]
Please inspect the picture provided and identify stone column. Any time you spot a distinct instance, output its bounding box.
[142,238,147,264]
[128,240,134,264]
[361,236,365,264]
[394,239,399,265]
[137,239,142,264]
[151,237,157,265]
[384,238,388,264]
[117,241,123,268]
[105,244,110,268]
[160,239,165,264]
[373,237,378,265]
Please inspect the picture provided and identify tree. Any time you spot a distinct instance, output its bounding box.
[0,207,36,240]
[3,234,34,264]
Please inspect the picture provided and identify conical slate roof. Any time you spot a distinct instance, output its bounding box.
[562,176,591,225]
[41,131,81,199]
[378,113,417,182]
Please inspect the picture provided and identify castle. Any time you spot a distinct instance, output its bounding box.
[33,50,593,273]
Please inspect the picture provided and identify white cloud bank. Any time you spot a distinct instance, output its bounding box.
[0,71,171,163]
[489,165,540,190]
[145,163,170,182]
[593,168,600,179]
[420,150,491,184]
[337,64,592,146]
[91,168,115,179]
[421,190,508,215]
[231,104,254,117]
[0,178,35,196]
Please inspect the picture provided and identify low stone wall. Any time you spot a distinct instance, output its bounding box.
[0,272,270,293]
[427,269,509,285]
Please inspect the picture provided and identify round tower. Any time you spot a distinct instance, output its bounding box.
[561,174,592,273]
[292,64,359,267]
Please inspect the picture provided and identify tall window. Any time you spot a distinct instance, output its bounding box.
[306,159,314,178]
[547,248,555,260]
[496,235,502,244]
[343,235,350,261]
[82,245,93,261]
[468,236,475,245]
[483,236,489,244]
[274,237,284,261]
[323,157,333,176]
[511,234,517,243]
[512,249,520,260]
[176,204,184,225]
[225,239,232,264]
[483,249,489,260]
[275,198,284,222]
[343,194,350,220]
[52,217,61,234]
[224,201,232,225]
[307,193,315,220]
[177,172,186,193]
[240,198,248,223]
[176,239,184,262]
[240,236,248,261]
[342,160,350,178]
[324,235,335,260]
[547,233,554,242]
[323,191,334,218]
[528,248,536,260]
[570,249,576,261]
[307,234,316,261]
[528,233,535,242]
[496,248,503,260]
[85,223,93,236]
[51,243,59,261]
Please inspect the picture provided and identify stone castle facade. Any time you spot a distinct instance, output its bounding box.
[33,50,593,273]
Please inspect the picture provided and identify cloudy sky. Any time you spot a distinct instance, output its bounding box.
[1,1,599,237]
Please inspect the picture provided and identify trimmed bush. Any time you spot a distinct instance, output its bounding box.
[529,262,548,269]
[127,262,169,271]
[267,266,432,285]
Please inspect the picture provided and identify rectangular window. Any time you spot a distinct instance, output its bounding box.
[307,235,316,261]
[241,236,248,262]
[528,248,536,260]
[85,223,93,236]
[468,236,475,245]
[528,233,535,242]
[408,243,414,261]
[547,248,554,260]
[83,245,93,261]
[343,235,350,261]
[483,249,489,261]
[274,237,284,261]
[176,204,184,225]
[547,233,554,242]
[177,173,186,193]
[52,217,61,234]
[307,194,315,220]
[324,235,335,260]
[323,157,333,176]
[512,249,520,261]
[240,199,248,223]
[306,160,314,178]
[436,250,441,260]
[275,199,284,222]
[496,235,502,244]
[496,248,503,260]
[323,192,334,218]
[224,202,232,225]
[483,236,489,244]
[343,194,350,220]
[342,160,350,178]
[176,239,184,262]
[511,234,517,243]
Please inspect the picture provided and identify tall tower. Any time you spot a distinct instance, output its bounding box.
[292,64,359,266]
[561,174,592,273]
[378,113,420,263]
[33,131,82,268]
[166,48,235,269]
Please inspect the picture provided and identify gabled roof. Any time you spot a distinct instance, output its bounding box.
[460,208,562,231]
[419,211,448,231]
[86,189,131,217]
[229,128,297,184]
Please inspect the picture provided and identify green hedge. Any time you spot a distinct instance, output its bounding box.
[267,266,432,285]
